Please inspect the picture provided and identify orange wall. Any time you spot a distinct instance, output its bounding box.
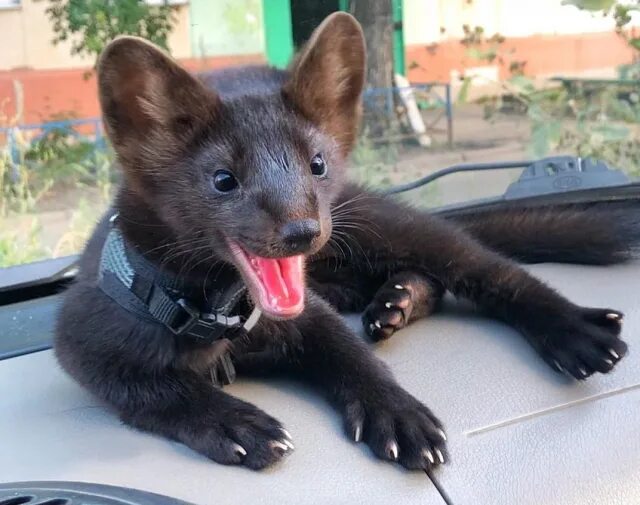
[0,54,265,125]
[407,31,636,83]
[1,30,636,125]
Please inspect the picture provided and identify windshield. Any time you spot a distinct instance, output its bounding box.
[1,0,639,269]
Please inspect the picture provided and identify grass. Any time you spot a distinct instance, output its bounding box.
[0,218,47,267]
[0,118,116,267]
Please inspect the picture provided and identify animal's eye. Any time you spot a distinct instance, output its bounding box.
[212,170,238,192]
[310,153,327,177]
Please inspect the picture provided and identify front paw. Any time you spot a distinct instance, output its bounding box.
[195,399,294,470]
[529,306,628,380]
[342,386,448,470]
[363,283,414,341]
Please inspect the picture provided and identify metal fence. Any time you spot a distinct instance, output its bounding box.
[1,82,454,164]
[0,118,105,165]
[362,82,453,146]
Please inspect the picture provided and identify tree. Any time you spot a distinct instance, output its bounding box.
[348,0,395,137]
[46,0,177,75]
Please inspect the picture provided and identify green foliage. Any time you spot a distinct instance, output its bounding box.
[350,133,397,187]
[1,138,53,216]
[2,125,116,217]
[456,76,473,105]
[0,218,47,268]
[488,76,640,175]
[612,2,640,54]
[456,24,526,103]
[53,196,109,258]
[46,0,177,71]
[619,62,640,80]
[561,0,617,11]
[463,1,640,175]
[1,126,116,266]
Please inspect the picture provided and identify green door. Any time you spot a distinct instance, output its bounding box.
[392,0,406,76]
[262,0,294,68]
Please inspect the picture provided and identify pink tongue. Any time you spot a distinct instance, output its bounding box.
[255,255,304,313]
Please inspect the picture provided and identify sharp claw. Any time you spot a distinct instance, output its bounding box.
[423,449,435,464]
[369,323,377,333]
[394,284,404,290]
[387,441,398,460]
[384,302,393,309]
[553,359,564,373]
[606,313,622,321]
[374,321,382,329]
[437,428,447,441]
[280,428,293,441]
[233,443,247,457]
[604,358,614,366]
[270,441,289,453]
[434,447,445,464]
[354,425,362,443]
[578,367,588,377]
[282,439,295,450]
[609,349,620,359]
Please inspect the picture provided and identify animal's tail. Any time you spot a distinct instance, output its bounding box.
[445,202,640,265]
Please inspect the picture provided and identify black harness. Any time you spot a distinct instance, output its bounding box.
[97,214,261,386]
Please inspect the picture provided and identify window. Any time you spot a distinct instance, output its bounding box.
[1,0,639,271]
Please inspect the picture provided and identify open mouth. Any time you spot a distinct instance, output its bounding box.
[227,240,305,319]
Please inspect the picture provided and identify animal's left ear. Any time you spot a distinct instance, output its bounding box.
[282,12,366,156]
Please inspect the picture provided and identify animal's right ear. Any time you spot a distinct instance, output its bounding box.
[282,12,366,156]
[97,36,219,166]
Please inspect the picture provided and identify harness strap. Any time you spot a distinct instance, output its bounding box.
[97,216,261,386]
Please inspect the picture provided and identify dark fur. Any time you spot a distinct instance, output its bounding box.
[449,204,640,265]
[55,13,631,471]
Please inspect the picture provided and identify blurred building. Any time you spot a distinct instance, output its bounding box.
[0,0,637,123]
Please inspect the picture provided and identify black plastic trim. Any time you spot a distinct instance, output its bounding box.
[0,482,193,505]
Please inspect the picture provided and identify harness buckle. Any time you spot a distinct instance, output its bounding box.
[171,298,243,341]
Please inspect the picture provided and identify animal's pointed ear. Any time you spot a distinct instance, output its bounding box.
[283,12,366,156]
[97,36,219,166]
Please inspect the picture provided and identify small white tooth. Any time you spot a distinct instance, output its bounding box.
[609,349,620,359]
[387,441,398,460]
[270,441,289,452]
[354,425,362,443]
[437,428,447,441]
[233,443,247,457]
[394,284,404,290]
[434,447,445,464]
[423,449,435,464]
[385,302,393,309]
[374,321,382,329]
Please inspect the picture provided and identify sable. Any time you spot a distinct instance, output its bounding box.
[56,13,632,472]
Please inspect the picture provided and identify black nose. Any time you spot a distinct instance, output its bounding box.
[280,219,321,253]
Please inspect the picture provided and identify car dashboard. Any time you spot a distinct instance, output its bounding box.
[1,260,639,505]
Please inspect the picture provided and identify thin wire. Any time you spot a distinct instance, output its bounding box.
[383,160,534,195]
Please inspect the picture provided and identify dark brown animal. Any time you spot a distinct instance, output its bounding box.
[55,13,632,471]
